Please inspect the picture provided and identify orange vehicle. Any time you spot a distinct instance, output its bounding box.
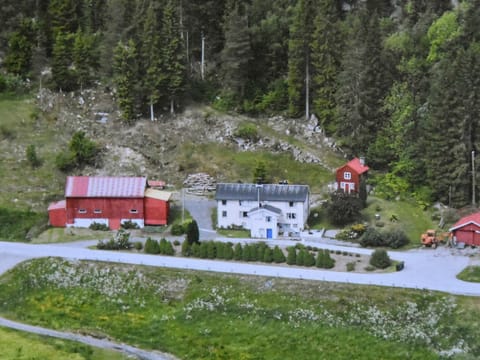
[421,229,439,248]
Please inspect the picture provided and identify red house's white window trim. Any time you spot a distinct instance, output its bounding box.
[344,171,352,180]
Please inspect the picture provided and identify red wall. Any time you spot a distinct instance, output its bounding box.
[66,197,144,225]
[144,198,169,225]
[454,223,480,246]
[49,208,66,227]
[336,165,361,192]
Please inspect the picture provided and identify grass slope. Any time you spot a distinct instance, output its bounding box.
[1,258,479,359]
[0,327,128,360]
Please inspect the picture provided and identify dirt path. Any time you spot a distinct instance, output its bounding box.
[0,317,179,360]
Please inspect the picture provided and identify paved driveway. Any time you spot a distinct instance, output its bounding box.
[183,193,216,240]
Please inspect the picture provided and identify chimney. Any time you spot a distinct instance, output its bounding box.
[359,157,365,166]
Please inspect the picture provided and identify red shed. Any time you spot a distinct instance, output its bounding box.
[64,176,147,230]
[48,200,67,227]
[335,157,369,193]
[450,212,480,246]
[144,188,171,225]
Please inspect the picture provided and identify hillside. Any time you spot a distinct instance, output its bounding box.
[0,89,344,213]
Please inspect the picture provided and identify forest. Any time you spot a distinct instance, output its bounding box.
[0,0,479,207]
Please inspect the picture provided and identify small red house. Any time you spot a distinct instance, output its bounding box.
[449,212,480,246]
[144,188,171,226]
[48,176,171,230]
[335,157,369,193]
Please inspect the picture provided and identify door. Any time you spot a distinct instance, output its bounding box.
[266,228,273,239]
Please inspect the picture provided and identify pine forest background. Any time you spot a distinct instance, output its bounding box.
[1,0,479,207]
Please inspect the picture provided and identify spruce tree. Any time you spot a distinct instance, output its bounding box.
[234,243,243,260]
[304,251,315,267]
[113,39,138,123]
[273,246,286,263]
[310,0,343,134]
[296,248,305,266]
[220,1,252,99]
[52,31,76,91]
[263,247,273,263]
[160,0,186,114]
[186,220,200,245]
[4,19,35,77]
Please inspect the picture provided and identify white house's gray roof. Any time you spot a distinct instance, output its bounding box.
[215,183,309,202]
[248,204,282,215]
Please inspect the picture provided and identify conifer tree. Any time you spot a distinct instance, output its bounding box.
[113,39,138,123]
[263,247,273,263]
[141,3,163,121]
[160,0,186,114]
[310,0,343,133]
[220,1,252,99]
[234,243,243,260]
[296,248,305,266]
[4,19,36,77]
[52,31,76,91]
[304,251,315,267]
[73,30,98,89]
[273,246,285,263]
[286,246,296,265]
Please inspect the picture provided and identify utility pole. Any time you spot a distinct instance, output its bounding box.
[201,32,205,80]
[473,150,476,207]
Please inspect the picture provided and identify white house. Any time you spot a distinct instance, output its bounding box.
[215,183,310,239]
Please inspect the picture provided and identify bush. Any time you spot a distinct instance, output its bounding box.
[134,241,143,251]
[170,223,185,236]
[121,220,139,229]
[273,246,286,263]
[316,250,335,269]
[370,249,392,269]
[325,191,363,226]
[26,144,41,168]
[234,122,259,142]
[360,227,385,247]
[346,262,356,272]
[97,229,132,250]
[384,229,409,249]
[89,222,110,231]
[55,150,77,172]
[144,237,160,254]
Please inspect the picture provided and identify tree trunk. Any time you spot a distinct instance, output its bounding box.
[150,102,154,121]
[201,32,205,80]
[170,98,174,114]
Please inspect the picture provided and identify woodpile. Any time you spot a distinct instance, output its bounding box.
[183,173,216,194]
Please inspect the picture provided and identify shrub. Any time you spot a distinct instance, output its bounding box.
[360,227,385,247]
[233,243,243,260]
[384,229,409,249]
[304,251,316,267]
[26,144,41,168]
[134,241,143,251]
[121,220,139,229]
[144,237,160,254]
[159,238,175,255]
[234,122,259,142]
[55,150,77,172]
[173,240,180,246]
[171,223,185,236]
[97,229,132,250]
[181,240,191,256]
[89,222,109,231]
[346,262,356,272]
[370,249,392,269]
[263,247,273,263]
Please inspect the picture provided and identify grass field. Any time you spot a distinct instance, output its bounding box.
[0,327,129,360]
[1,258,479,359]
[457,266,480,283]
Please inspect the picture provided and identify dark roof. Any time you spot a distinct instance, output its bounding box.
[248,204,282,215]
[215,183,309,202]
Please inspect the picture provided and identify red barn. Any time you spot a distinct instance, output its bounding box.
[335,157,369,193]
[450,212,480,246]
[48,176,171,230]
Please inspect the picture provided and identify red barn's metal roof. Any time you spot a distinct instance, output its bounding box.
[450,212,480,231]
[65,176,147,198]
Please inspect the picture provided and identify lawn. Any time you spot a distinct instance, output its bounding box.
[0,257,478,359]
[0,327,129,360]
[457,266,480,282]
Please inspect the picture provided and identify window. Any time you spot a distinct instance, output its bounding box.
[242,211,248,218]
[78,208,87,214]
[239,200,243,206]
[130,209,138,214]
[222,200,227,205]
[94,209,102,214]
[222,210,227,217]
[287,213,296,220]
[344,172,352,180]
[266,216,271,222]
[289,201,294,207]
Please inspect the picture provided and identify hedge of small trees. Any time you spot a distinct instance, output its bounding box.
[144,237,175,255]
